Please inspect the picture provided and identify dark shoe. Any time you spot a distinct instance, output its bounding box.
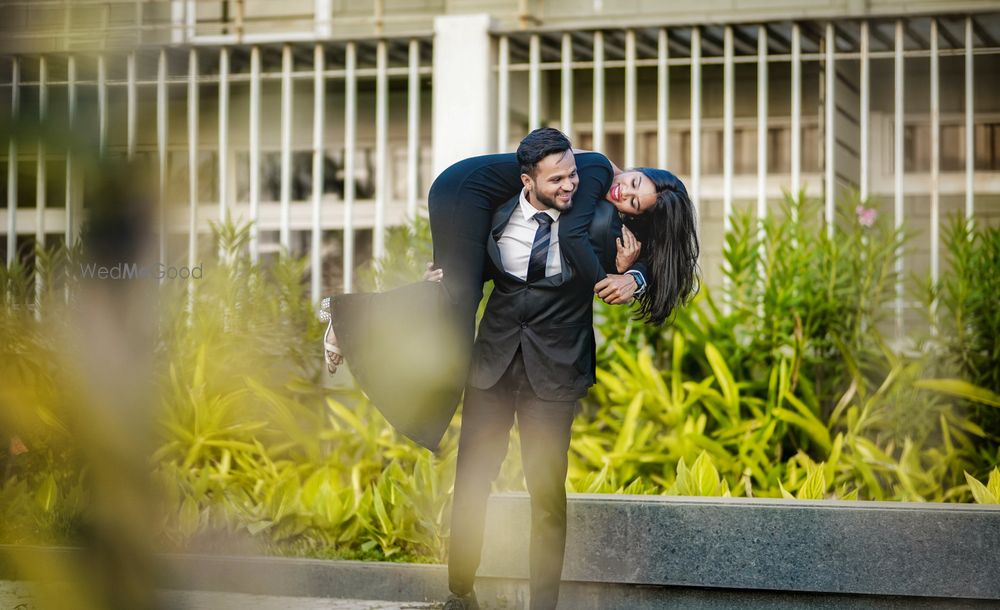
[443,590,479,610]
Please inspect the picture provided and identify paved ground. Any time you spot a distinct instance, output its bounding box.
[0,581,441,610]
[159,591,441,610]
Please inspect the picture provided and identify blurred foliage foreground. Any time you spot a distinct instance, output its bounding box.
[1,192,999,569]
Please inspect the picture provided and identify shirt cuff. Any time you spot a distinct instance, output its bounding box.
[624,269,646,297]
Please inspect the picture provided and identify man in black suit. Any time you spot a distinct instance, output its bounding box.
[444,128,641,610]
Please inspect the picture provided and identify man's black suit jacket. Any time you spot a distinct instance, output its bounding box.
[467,188,639,402]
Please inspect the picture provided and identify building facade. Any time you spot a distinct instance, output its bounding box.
[1,0,998,334]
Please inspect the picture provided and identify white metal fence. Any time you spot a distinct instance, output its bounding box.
[494,15,1000,334]
[1,37,432,301]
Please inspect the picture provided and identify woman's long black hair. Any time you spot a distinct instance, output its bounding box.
[623,168,700,325]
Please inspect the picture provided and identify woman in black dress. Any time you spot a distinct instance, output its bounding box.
[321,147,698,451]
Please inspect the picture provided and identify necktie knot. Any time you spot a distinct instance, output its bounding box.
[533,212,554,226]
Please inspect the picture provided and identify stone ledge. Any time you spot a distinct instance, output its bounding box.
[480,493,1000,600]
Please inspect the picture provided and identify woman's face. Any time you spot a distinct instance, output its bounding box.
[606,170,658,216]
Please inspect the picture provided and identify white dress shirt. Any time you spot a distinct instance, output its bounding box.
[496,189,562,281]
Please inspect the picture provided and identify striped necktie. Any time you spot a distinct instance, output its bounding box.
[526,212,554,283]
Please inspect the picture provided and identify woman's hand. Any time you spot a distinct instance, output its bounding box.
[615,226,641,273]
[423,262,444,282]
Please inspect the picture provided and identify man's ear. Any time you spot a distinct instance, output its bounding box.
[520,173,532,191]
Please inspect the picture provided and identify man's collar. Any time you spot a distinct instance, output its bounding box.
[519,188,561,223]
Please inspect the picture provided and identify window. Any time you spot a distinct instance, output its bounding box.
[163,151,217,205]
[582,124,820,177]
[194,0,315,36]
[236,148,377,203]
[899,121,1000,173]
[975,123,1000,171]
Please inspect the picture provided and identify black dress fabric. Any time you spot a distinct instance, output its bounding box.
[329,152,617,452]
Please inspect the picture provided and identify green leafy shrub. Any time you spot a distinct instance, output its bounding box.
[2,191,998,567]
[586,192,999,502]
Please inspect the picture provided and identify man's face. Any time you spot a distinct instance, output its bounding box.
[522,150,579,212]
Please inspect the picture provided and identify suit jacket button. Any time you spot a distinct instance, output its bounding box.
[521,322,528,329]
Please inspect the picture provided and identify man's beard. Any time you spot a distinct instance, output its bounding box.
[533,189,573,212]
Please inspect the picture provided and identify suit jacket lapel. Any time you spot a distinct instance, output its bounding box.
[487,195,520,273]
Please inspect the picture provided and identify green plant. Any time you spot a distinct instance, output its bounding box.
[584,192,997,503]
[965,467,1000,504]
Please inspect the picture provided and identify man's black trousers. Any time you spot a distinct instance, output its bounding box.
[447,348,577,610]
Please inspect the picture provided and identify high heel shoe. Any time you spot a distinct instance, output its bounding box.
[318,297,343,374]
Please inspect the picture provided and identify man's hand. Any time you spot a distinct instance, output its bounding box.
[423,262,444,282]
[595,273,637,304]
[615,225,641,273]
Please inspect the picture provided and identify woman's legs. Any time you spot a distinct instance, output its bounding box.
[427,154,522,344]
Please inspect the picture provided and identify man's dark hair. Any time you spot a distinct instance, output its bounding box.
[516,127,572,177]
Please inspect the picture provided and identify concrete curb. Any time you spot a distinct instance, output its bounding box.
[481,493,1000,600]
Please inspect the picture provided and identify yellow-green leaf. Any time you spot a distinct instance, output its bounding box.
[964,471,999,504]
[705,342,739,414]
[915,379,1000,408]
[35,474,57,513]
[797,467,827,500]
[613,392,645,454]
[988,467,1000,500]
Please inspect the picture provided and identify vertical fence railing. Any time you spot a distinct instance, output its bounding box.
[497,35,509,151]
[561,33,573,137]
[311,44,325,303]
[790,23,801,201]
[6,58,19,266]
[374,40,388,262]
[34,57,47,317]
[930,19,940,291]
[157,50,168,273]
[66,56,76,251]
[690,26,701,240]
[127,53,137,159]
[656,28,668,170]
[36,56,47,250]
[98,55,107,156]
[756,25,768,224]
[248,45,261,264]
[187,48,200,316]
[407,39,420,222]
[187,49,199,277]
[280,45,293,251]
[342,41,356,292]
[893,20,905,339]
[529,34,541,132]
[218,47,230,226]
[859,21,870,202]
[592,31,605,154]
[721,25,734,307]
[624,29,636,170]
[824,22,835,238]
[965,17,975,222]
[722,26,734,237]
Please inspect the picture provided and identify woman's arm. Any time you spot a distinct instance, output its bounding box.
[572,148,622,175]
[558,152,615,287]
